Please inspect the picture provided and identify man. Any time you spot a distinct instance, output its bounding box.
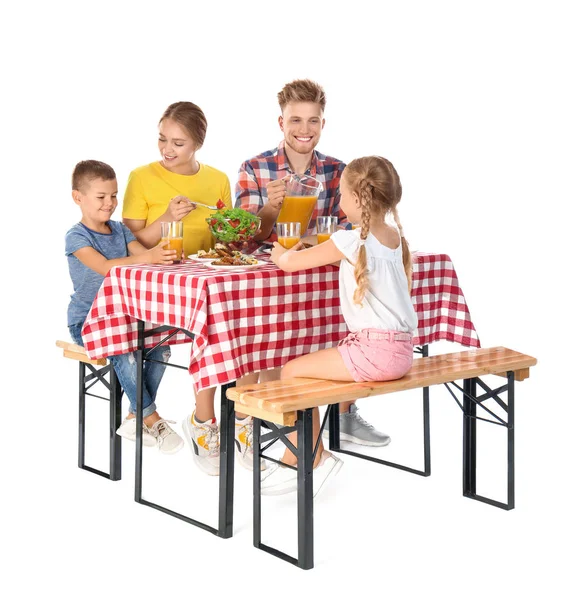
[234,79,390,448]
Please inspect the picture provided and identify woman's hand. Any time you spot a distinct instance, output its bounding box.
[165,196,196,221]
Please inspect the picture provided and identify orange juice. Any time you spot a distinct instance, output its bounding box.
[161,237,183,262]
[317,233,331,244]
[278,195,317,233]
[278,236,300,249]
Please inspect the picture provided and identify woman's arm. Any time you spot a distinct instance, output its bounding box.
[271,239,345,273]
[124,197,196,248]
[73,244,176,276]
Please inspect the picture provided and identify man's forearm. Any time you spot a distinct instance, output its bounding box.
[255,203,280,241]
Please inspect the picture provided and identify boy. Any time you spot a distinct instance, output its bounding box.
[66,160,183,453]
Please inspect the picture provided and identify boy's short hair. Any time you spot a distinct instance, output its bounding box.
[277,79,326,112]
[72,160,116,191]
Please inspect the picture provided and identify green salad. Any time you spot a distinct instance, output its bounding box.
[206,207,261,243]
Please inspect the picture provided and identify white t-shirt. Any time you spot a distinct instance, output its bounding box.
[331,229,418,334]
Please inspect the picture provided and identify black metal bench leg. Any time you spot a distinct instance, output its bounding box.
[109,364,122,481]
[218,383,235,538]
[253,416,262,548]
[463,377,477,498]
[507,372,515,509]
[78,362,86,470]
[297,409,314,570]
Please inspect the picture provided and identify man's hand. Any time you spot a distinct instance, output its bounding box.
[266,177,288,210]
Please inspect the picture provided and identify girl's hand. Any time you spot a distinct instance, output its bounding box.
[166,196,196,221]
[145,241,177,265]
[271,240,302,267]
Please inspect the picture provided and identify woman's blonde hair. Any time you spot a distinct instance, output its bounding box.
[160,101,207,149]
[343,156,412,305]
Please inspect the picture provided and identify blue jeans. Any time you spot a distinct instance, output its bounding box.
[69,322,171,418]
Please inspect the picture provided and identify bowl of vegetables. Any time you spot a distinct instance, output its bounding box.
[206,200,261,252]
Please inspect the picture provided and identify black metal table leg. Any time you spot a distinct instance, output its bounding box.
[463,377,477,498]
[218,383,235,538]
[296,409,314,570]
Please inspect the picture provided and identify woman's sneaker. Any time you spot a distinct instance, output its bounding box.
[116,417,157,447]
[182,412,220,476]
[322,404,391,446]
[234,415,266,471]
[148,419,184,455]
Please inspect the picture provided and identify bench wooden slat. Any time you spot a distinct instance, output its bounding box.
[227,347,536,417]
[57,340,108,366]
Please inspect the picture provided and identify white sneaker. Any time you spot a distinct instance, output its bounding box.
[116,417,157,447]
[182,412,220,476]
[148,419,184,455]
[234,415,266,471]
[261,450,343,497]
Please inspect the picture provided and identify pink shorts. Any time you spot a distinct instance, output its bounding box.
[337,329,414,383]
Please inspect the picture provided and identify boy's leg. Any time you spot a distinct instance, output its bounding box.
[109,353,157,418]
[144,344,171,403]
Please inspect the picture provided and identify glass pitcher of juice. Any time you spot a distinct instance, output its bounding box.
[278,173,323,234]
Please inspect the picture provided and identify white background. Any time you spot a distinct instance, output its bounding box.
[1,1,563,597]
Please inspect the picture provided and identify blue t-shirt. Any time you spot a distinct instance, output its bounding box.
[65,221,137,326]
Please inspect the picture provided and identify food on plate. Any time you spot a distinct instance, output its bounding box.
[206,204,261,243]
[197,248,220,259]
[211,243,258,266]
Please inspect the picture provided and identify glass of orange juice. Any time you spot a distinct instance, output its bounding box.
[160,222,183,263]
[316,216,338,244]
[276,222,301,249]
[278,173,323,234]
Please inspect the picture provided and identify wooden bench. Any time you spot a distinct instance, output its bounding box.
[227,346,537,569]
[56,340,122,481]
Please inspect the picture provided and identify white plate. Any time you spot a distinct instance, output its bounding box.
[205,259,268,270]
[187,253,216,262]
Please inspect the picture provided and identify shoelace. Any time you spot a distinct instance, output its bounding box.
[151,419,177,447]
[351,412,377,432]
[194,421,220,453]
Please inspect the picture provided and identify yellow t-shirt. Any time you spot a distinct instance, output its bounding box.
[122,161,232,256]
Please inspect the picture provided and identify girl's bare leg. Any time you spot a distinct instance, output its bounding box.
[279,347,354,467]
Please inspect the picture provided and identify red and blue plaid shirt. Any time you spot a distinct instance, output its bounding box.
[235,141,349,238]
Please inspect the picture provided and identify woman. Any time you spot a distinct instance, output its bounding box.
[123,102,256,476]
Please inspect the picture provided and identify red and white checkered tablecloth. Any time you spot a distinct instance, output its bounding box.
[82,252,480,392]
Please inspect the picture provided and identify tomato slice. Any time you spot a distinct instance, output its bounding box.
[216,198,226,209]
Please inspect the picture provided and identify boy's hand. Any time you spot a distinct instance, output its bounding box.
[266,177,288,210]
[146,241,176,265]
[166,196,196,221]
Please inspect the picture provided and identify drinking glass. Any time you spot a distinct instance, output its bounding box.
[276,222,301,249]
[160,221,183,263]
[316,216,338,244]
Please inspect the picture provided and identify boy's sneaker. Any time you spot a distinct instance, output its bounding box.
[116,417,157,447]
[148,419,184,455]
[322,404,391,447]
[261,450,343,497]
[234,415,266,471]
[182,412,220,476]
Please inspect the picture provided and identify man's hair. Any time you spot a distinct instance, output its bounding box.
[72,160,116,191]
[277,79,326,112]
[160,101,208,149]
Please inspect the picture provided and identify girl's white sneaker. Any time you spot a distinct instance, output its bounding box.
[116,417,157,447]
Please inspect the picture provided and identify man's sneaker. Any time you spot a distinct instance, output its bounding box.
[323,404,391,447]
[182,412,220,476]
[261,450,343,497]
[116,417,157,447]
[148,419,184,455]
[234,415,266,471]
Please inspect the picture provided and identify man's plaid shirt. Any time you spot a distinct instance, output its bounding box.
[235,141,348,238]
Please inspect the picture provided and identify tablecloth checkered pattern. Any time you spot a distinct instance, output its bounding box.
[82,252,479,391]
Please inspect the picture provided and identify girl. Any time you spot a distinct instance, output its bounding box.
[265,156,418,496]
[122,102,257,475]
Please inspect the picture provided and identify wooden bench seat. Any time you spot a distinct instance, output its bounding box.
[56,340,107,366]
[228,347,536,425]
[226,346,537,570]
